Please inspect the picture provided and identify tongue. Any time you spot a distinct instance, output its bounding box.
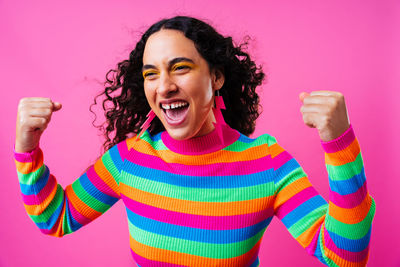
[165,106,188,121]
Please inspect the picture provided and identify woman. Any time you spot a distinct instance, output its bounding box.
[14,16,375,266]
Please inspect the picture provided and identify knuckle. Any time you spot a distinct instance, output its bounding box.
[333,92,344,101]
[18,101,27,110]
[338,93,345,103]
[43,109,52,116]
[19,97,29,104]
[18,116,27,125]
[326,97,337,107]
[332,98,340,108]
[336,91,344,98]
[18,110,27,119]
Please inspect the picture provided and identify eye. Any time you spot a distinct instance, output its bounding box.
[174,65,189,70]
[172,63,192,72]
[142,70,159,80]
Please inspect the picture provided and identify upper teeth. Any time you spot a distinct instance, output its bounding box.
[161,102,188,110]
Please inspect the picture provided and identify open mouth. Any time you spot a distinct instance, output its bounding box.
[160,101,190,125]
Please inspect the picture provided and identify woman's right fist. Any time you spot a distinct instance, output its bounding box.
[15,98,62,153]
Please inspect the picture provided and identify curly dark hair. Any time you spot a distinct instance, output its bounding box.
[92,16,265,151]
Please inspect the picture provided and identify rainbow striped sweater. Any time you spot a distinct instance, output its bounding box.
[14,124,375,266]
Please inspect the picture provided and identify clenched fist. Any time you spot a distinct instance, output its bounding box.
[15,98,62,153]
[299,91,350,142]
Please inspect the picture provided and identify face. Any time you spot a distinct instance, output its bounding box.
[142,29,224,140]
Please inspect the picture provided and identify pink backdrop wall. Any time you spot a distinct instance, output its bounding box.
[1,0,398,266]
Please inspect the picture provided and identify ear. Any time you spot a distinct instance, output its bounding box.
[212,69,225,91]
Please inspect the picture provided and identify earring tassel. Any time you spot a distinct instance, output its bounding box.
[212,95,226,145]
[136,110,156,141]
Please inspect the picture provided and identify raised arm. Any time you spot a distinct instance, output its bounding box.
[273,91,375,266]
[273,124,375,266]
[14,97,124,237]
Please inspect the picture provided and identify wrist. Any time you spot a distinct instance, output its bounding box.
[321,124,355,153]
[14,143,40,163]
[14,141,38,153]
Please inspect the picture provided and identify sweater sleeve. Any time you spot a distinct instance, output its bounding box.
[14,142,126,237]
[272,125,376,266]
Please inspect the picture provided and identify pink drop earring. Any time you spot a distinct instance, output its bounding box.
[212,90,226,145]
[136,109,156,141]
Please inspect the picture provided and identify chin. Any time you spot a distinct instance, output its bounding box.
[165,127,192,140]
[165,124,206,140]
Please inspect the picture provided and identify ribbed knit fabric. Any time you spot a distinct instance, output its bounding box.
[14,124,375,266]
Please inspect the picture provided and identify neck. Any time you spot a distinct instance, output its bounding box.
[161,124,240,155]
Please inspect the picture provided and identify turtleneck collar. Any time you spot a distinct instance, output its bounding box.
[160,124,241,155]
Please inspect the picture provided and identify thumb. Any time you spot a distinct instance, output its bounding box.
[299,92,310,103]
[52,101,62,111]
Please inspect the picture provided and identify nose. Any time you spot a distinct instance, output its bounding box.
[156,72,178,97]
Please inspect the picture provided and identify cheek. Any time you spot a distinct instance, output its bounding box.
[200,80,214,106]
[185,77,213,106]
[143,84,156,108]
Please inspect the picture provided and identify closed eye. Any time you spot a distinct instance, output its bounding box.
[172,63,193,72]
[143,70,159,79]
[175,66,188,70]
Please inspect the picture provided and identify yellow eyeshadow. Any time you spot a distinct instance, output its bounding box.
[172,62,196,71]
[142,69,159,79]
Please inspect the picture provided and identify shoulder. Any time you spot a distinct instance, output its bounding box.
[124,130,167,152]
[236,132,278,146]
[225,131,279,153]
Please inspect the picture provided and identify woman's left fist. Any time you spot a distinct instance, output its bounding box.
[299,90,350,142]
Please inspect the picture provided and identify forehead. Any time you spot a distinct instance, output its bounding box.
[143,29,202,64]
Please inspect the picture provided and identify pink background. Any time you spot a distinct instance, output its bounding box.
[1,0,398,266]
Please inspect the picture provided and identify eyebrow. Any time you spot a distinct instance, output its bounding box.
[142,57,195,72]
